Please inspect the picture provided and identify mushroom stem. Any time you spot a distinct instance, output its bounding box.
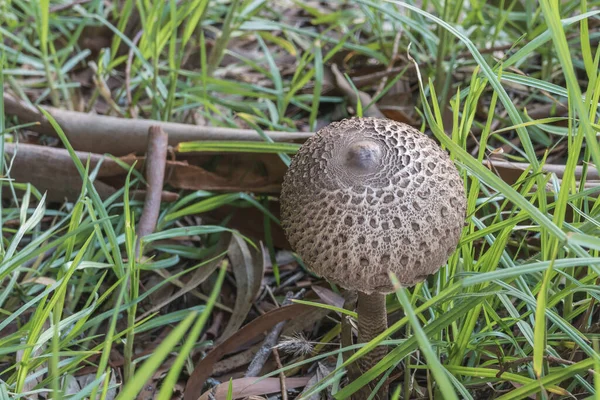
[356,291,388,399]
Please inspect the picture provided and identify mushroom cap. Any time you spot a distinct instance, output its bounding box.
[280,117,467,294]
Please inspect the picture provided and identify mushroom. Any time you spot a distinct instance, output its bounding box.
[280,117,467,397]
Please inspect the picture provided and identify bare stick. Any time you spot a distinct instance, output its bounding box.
[4,93,313,156]
[135,126,168,258]
[3,142,117,201]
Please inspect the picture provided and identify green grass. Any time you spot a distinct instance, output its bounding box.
[2,0,600,399]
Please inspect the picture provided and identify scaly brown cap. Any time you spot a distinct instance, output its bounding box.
[280,117,467,294]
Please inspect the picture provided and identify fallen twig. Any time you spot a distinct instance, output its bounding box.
[4,93,313,156]
[2,142,183,202]
[2,141,281,203]
[3,142,118,201]
[136,126,169,258]
[272,347,287,400]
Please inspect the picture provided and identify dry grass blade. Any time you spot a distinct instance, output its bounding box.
[217,236,265,343]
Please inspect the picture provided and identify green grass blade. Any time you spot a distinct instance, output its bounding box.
[115,312,198,399]
[156,260,228,399]
[391,275,459,400]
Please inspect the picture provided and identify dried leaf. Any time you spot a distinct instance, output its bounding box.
[282,290,357,337]
[312,286,346,309]
[198,377,310,400]
[330,64,384,118]
[218,237,265,343]
[183,303,315,400]
[64,371,118,400]
[165,159,281,193]
[299,362,336,400]
[207,202,290,250]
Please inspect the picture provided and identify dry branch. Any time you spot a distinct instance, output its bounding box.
[3,142,118,201]
[4,93,313,156]
[136,126,169,258]
[2,142,183,203]
[3,141,282,203]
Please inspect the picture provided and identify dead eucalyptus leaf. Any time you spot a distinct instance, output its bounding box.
[312,286,346,309]
[183,303,315,400]
[299,362,336,400]
[218,237,265,343]
[330,64,384,119]
[197,377,310,400]
[282,290,357,336]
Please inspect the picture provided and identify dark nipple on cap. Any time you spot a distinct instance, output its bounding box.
[345,140,382,173]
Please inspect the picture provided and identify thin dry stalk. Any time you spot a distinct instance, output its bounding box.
[486,159,599,180]
[272,347,288,400]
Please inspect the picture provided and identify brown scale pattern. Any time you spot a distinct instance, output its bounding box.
[280,117,467,294]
